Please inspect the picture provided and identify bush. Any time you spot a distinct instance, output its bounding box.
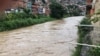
[0,8,56,32]
[66,5,82,16]
[0,12,36,22]
[73,17,92,56]
[79,17,92,33]
[49,2,65,19]
[89,46,100,56]
[0,8,36,22]
[0,17,55,32]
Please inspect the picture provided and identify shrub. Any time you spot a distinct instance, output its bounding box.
[23,8,31,14]
[89,46,100,56]
[0,12,36,22]
[79,17,92,33]
[66,5,82,16]
[73,17,92,56]
[0,17,55,32]
[0,8,55,32]
[49,2,65,19]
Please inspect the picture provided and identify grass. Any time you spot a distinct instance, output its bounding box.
[0,10,68,32]
[73,16,100,56]
[72,17,92,56]
[88,45,100,56]
[0,16,55,32]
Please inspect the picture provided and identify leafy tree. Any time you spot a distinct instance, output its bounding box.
[23,8,31,14]
[50,0,56,3]
[66,5,82,16]
[49,2,65,19]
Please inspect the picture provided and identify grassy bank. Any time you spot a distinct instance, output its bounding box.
[88,16,100,56]
[89,45,100,56]
[0,16,55,32]
[73,17,92,56]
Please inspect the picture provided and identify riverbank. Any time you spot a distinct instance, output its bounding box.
[0,16,84,56]
[0,16,56,32]
[73,17,92,56]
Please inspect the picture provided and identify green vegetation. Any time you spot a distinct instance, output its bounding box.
[0,1,68,32]
[0,8,36,22]
[49,2,66,19]
[0,15,54,32]
[88,10,100,56]
[66,5,82,16]
[89,46,100,56]
[73,17,92,56]
[91,10,100,23]
[0,10,55,32]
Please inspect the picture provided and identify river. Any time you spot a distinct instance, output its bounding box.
[0,16,84,56]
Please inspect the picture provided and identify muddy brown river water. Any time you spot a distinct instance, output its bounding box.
[0,16,84,56]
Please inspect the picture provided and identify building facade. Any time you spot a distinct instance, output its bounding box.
[32,0,50,15]
[86,0,93,15]
[86,0,98,15]
[0,0,27,11]
[0,0,50,15]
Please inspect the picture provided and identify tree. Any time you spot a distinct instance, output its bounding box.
[66,5,82,16]
[49,2,65,19]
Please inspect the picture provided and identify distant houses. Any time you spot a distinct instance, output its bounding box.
[0,0,50,16]
[0,0,86,16]
[32,0,50,16]
[0,0,25,14]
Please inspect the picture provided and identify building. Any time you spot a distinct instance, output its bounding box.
[86,0,93,15]
[0,0,27,12]
[32,0,50,16]
[0,0,50,15]
[86,0,97,15]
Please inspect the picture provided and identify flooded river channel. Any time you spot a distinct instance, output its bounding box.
[0,16,84,56]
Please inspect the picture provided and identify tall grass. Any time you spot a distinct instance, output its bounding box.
[73,17,92,56]
[0,16,55,32]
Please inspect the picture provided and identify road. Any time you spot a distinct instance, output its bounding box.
[0,16,84,56]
